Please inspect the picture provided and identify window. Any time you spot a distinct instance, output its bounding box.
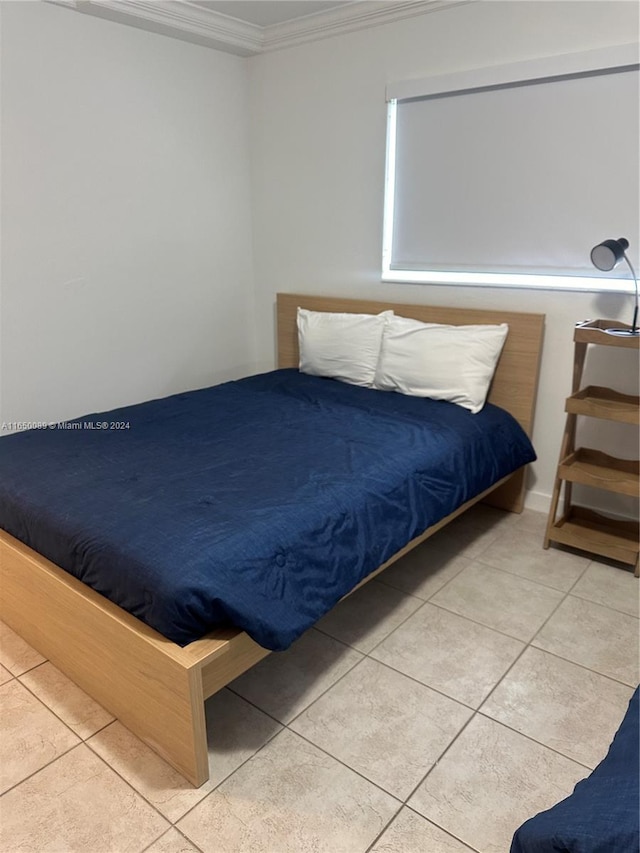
[383,44,639,291]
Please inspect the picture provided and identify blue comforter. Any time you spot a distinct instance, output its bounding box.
[0,370,535,650]
[511,687,639,853]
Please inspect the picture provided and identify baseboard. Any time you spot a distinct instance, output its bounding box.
[523,490,551,514]
[525,489,638,523]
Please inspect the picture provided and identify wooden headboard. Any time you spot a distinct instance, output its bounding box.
[277,292,544,438]
[277,293,545,512]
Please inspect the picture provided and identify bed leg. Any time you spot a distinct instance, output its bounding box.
[138,665,209,787]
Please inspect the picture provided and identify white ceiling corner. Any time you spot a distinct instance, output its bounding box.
[190,2,354,30]
[46,0,470,56]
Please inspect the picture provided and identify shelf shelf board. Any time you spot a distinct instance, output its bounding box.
[565,386,640,424]
[548,506,639,566]
[558,448,639,497]
[574,319,640,349]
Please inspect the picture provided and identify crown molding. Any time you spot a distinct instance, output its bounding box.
[261,1,470,53]
[47,0,470,56]
[48,1,263,55]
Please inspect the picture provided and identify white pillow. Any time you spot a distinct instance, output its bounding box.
[375,315,509,413]
[297,308,393,388]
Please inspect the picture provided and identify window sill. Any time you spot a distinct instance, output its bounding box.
[381,268,636,294]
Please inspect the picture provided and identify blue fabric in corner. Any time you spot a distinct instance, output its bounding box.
[0,369,535,650]
[511,686,640,853]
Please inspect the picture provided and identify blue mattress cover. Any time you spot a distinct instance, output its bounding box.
[0,369,535,650]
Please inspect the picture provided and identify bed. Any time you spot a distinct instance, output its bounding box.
[0,293,544,786]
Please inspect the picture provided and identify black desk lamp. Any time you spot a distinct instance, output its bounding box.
[590,237,639,336]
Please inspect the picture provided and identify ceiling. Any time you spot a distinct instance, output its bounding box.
[49,1,459,56]
[189,1,356,28]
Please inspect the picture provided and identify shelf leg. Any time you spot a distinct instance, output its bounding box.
[544,477,563,549]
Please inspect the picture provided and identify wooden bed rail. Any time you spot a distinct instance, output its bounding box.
[0,532,268,785]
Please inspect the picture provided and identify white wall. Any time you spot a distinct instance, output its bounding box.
[248,0,640,513]
[0,1,256,428]
[1,1,637,514]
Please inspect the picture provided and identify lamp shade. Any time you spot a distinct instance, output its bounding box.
[589,236,639,335]
[590,237,630,271]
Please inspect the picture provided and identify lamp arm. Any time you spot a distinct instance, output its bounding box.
[622,252,639,333]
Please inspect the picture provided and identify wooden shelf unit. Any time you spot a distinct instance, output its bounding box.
[551,507,640,566]
[565,386,640,424]
[544,319,640,576]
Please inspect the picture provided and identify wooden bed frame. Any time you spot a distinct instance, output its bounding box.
[0,293,544,786]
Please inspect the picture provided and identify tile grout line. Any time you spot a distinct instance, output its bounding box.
[278,724,405,803]
[518,645,638,690]
[0,740,82,799]
[171,714,286,826]
[81,739,178,830]
[474,555,591,715]
[139,825,207,853]
[374,554,472,603]
[363,804,482,853]
[15,664,116,742]
[362,654,479,712]
[474,710,595,773]
[0,659,48,680]
[314,595,431,656]
[228,629,366,730]
[569,588,640,620]
[394,703,484,843]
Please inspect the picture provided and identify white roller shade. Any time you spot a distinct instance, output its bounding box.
[384,45,639,288]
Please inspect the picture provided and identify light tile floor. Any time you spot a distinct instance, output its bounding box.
[0,507,638,853]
